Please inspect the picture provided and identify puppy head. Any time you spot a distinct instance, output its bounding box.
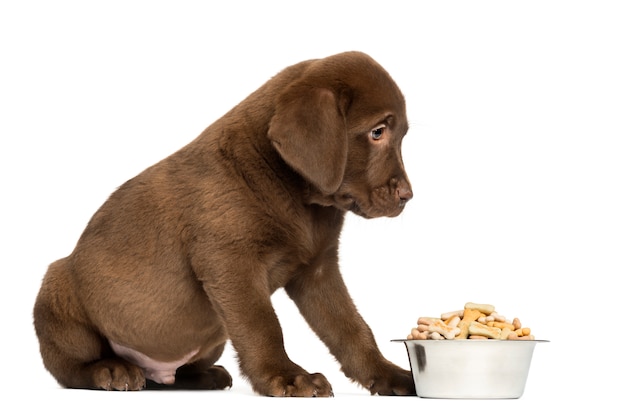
[268,51,412,218]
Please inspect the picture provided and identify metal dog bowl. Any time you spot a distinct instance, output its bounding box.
[394,339,548,399]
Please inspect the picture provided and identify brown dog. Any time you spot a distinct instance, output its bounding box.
[33,51,415,397]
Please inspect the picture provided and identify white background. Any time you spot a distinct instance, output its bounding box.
[1,0,624,412]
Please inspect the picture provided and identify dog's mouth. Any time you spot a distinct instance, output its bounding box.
[340,194,407,219]
[347,199,369,218]
[334,194,367,218]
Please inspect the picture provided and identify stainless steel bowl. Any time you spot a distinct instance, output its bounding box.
[394,339,548,399]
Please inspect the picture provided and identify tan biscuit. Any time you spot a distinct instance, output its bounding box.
[455,320,470,339]
[417,317,438,326]
[468,321,501,339]
[462,308,483,322]
[429,319,461,340]
[492,321,516,331]
[464,302,495,315]
[441,310,463,320]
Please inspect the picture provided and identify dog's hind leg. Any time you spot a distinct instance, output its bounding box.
[33,259,146,390]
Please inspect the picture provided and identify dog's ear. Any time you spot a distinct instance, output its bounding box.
[268,87,347,194]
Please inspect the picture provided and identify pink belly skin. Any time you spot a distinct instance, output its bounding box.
[109,340,199,384]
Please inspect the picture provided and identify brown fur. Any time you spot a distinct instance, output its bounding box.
[33,51,415,396]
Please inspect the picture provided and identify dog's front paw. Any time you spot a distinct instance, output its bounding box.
[366,365,416,396]
[256,372,333,397]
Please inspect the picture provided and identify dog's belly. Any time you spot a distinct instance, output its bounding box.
[109,340,200,384]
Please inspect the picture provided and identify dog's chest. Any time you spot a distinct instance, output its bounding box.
[265,206,344,291]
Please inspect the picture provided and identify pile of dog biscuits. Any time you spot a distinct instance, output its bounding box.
[407,302,535,340]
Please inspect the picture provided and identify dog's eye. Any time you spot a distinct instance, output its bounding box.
[370,126,385,140]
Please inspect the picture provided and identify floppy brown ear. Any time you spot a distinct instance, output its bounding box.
[268,87,347,194]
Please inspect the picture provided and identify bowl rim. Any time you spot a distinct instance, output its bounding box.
[392,339,550,343]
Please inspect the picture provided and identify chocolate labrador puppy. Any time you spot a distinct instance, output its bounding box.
[33,51,415,397]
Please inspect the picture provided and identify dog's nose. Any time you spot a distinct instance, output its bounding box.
[397,181,413,206]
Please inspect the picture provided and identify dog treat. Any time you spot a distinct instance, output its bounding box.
[468,321,500,339]
[464,302,495,315]
[406,302,535,340]
[441,310,463,320]
[427,319,461,340]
